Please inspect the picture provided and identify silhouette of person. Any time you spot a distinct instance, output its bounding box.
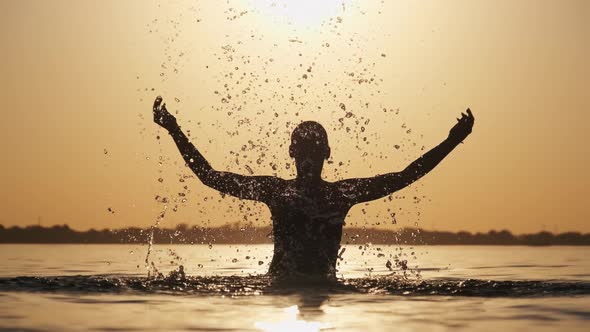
[153,96,474,279]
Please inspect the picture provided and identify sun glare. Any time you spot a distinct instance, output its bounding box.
[254,305,331,332]
[253,0,346,26]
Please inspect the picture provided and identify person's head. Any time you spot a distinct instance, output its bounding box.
[289,121,330,178]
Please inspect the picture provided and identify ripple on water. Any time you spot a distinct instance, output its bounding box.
[1,274,589,298]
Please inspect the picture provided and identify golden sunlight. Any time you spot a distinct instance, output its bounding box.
[254,305,331,332]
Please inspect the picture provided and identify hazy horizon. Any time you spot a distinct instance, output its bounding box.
[1,0,588,234]
[2,221,590,236]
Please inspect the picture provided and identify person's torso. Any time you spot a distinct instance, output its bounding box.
[266,179,351,278]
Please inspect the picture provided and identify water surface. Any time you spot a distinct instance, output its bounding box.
[0,244,588,331]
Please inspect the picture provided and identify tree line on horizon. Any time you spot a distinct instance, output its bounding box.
[1,223,589,245]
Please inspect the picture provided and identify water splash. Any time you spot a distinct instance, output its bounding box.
[145,206,168,278]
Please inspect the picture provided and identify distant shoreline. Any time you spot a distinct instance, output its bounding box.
[1,224,589,246]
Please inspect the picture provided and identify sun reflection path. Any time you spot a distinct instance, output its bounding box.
[254,305,332,332]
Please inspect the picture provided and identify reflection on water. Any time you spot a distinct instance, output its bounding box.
[255,305,331,332]
[0,245,589,331]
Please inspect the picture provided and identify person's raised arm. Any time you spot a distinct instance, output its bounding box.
[153,96,278,202]
[337,109,475,205]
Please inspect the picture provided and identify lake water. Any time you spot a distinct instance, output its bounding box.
[0,244,589,331]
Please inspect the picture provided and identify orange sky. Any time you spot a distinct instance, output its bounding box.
[0,0,588,234]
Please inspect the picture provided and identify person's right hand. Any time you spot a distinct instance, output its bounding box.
[448,108,475,144]
[153,96,178,131]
